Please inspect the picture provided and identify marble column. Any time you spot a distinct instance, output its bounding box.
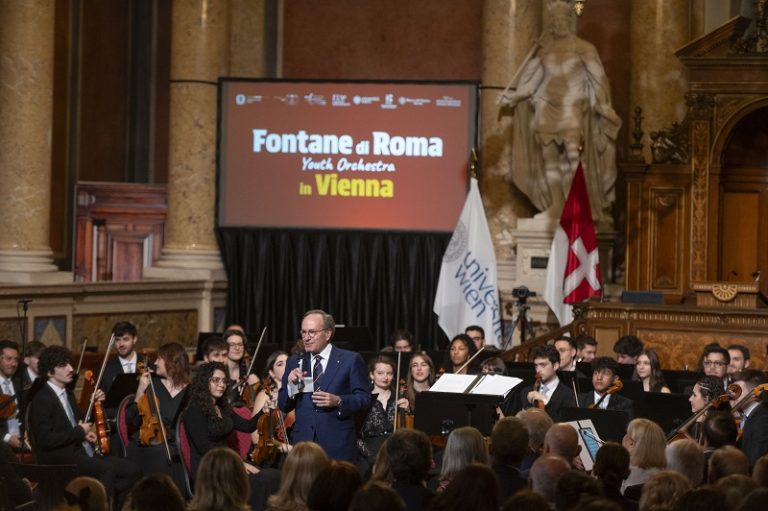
[145,0,229,281]
[0,1,71,284]
[629,0,691,162]
[229,0,268,77]
[481,0,541,263]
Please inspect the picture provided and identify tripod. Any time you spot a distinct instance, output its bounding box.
[501,295,536,350]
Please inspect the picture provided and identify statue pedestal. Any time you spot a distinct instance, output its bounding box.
[511,217,618,297]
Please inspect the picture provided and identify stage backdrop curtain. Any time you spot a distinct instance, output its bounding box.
[217,228,451,351]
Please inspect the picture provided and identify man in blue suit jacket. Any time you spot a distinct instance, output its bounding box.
[278,309,371,461]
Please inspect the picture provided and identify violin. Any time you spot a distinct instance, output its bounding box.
[250,376,289,466]
[0,394,17,420]
[667,383,742,444]
[590,378,624,409]
[135,360,173,463]
[396,378,415,430]
[83,369,110,455]
[731,383,768,441]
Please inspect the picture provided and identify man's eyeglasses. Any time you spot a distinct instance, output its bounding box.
[300,328,329,339]
[227,342,244,349]
[703,360,726,367]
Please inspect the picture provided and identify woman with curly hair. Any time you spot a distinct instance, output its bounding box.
[125,342,190,493]
[438,335,479,376]
[182,362,279,509]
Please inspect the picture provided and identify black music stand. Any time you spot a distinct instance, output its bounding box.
[333,326,374,351]
[414,391,501,436]
[103,374,140,409]
[633,392,692,436]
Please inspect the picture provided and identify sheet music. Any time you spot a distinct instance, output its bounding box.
[469,374,523,397]
[428,374,478,393]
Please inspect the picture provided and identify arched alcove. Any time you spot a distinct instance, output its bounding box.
[718,105,768,285]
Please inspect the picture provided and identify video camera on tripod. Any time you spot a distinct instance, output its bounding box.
[512,286,536,302]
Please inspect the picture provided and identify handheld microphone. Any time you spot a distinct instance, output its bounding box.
[297,350,306,391]
[18,299,33,305]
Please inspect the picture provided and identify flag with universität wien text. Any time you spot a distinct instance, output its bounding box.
[433,177,502,347]
[544,162,603,325]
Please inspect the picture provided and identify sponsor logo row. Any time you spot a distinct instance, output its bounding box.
[234,92,462,109]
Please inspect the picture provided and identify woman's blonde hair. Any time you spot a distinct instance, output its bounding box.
[189,448,250,511]
[266,442,330,511]
[439,426,488,480]
[626,418,667,469]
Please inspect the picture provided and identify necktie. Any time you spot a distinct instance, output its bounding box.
[539,383,548,395]
[124,362,133,373]
[60,391,94,457]
[313,355,324,384]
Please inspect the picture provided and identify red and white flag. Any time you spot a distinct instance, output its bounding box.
[544,162,602,325]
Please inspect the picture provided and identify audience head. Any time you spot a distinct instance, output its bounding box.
[638,470,691,511]
[348,481,406,511]
[665,439,705,487]
[622,418,666,470]
[382,428,432,484]
[671,487,726,511]
[501,490,551,511]
[465,325,486,350]
[529,454,571,504]
[592,442,630,490]
[516,407,554,457]
[735,488,768,511]
[269,441,329,508]
[122,474,186,511]
[702,410,738,448]
[306,460,363,511]
[689,375,725,413]
[707,445,749,484]
[554,337,578,370]
[544,423,581,463]
[390,329,414,352]
[714,474,757,510]
[491,416,529,467]
[63,477,109,511]
[532,344,560,382]
[190,447,250,511]
[428,463,499,511]
[201,335,228,363]
[554,470,602,511]
[613,335,643,364]
[727,344,750,375]
[701,344,729,378]
[753,454,768,487]
[574,335,597,363]
[440,426,488,479]
[480,356,507,375]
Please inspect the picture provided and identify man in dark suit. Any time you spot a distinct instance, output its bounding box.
[0,340,24,452]
[28,345,140,508]
[735,369,768,467]
[279,309,371,461]
[578,356,634,422]
[520,344,577,422]
[98,321,144,395]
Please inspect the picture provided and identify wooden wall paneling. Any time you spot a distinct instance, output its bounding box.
[719,190,759,281]
[622,162,649,291]
[648,187,686,292]
[594,326,622,357]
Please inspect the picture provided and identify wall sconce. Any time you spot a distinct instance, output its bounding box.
[574,0,585,16]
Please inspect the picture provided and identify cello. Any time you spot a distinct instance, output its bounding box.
[84,334,117,455]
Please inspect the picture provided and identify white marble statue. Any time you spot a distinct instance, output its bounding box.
[499,0,621,226]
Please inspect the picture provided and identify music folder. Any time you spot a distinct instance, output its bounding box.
[564,419,603,472]
[103,374,140,409]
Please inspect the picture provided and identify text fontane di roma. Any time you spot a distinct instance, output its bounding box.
[251,129,443,157]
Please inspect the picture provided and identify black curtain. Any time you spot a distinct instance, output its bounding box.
[217,228,451,351]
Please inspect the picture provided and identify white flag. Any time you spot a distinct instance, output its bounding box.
[433,178,502,347]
